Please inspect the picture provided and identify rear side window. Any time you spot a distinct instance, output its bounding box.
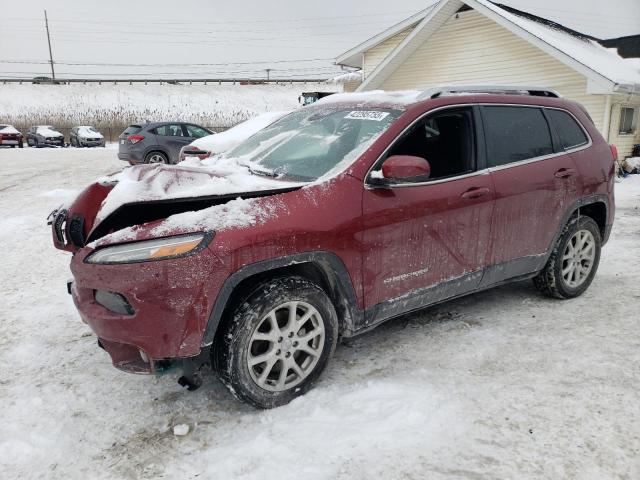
[483,106,553,167]
[123,125,142,135]
[185,125,210,138]
[155,124,185,136]
[546,109,588,149]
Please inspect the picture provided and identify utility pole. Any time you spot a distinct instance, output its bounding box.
[266,68,271,81]
[44,10,55,80]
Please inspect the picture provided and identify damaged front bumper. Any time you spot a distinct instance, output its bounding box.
[67,246,229,374]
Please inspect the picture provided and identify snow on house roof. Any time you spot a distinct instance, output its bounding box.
[334,4,437,69]
[338,0,640,94]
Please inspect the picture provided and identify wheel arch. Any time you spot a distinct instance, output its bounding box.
[143,148,169,162]
[537,194,611,271]
[201,252,362,348]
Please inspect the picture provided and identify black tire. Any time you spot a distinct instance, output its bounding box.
[214,276,338,408]
[144,151,169,164]
[18,142,23,148]
[533,216,602,299]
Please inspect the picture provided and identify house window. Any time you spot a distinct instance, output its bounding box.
[619,107,638,135]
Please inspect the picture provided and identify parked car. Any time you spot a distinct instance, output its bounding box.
[26,125,64,147]
[70,126,105,147]
[49,86,615,408]
[0,125,24,148]
[179,112,288,163]
[118,122,212,165]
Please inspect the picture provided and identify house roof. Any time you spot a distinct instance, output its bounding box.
[600,35,640,59]
[336,0,640,94]
[334,4,437,69]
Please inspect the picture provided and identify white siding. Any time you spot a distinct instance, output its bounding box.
[363,27,413,79]
[376,10,608,133]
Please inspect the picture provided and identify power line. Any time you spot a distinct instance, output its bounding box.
[0,57,336,67]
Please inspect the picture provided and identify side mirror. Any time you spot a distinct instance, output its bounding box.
[370,155,431,185]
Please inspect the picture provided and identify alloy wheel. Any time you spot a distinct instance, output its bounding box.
[247,301,325,392]
[148,153,167,164]
[561,229,596,288]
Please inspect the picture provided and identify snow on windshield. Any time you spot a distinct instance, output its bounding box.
[220,106,402,181]
[94,105,402,227]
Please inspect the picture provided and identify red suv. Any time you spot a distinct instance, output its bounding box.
[49,86,615,408]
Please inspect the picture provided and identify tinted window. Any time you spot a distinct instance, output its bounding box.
[546,109,588,149]
[123,125,142,135]
[483,106,553,167]
[386,107,475,180]
[185,125,210,138]
[155,124,185,136]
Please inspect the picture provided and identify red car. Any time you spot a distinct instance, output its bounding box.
[49,86,615,408]
[0,124,24,148]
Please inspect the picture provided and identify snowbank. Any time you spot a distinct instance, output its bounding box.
[0,83,339,131]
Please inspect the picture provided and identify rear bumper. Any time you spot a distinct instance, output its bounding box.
[117,150,144,164]
[68,246,228,372]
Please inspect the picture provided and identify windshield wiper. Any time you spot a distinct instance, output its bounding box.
[248,165,278,177]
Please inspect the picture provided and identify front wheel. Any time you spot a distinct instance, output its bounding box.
[215,276,338,408]
[533,216,601,299]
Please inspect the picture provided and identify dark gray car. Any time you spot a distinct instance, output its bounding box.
[118,122,212,165]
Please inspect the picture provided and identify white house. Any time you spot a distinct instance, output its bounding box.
[335,0,640,159]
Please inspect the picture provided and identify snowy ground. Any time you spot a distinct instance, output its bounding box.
[1,147,639,480]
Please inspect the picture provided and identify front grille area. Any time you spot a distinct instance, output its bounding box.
[53,209,68,244]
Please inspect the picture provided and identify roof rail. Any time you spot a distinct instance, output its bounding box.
[417,85,561,100]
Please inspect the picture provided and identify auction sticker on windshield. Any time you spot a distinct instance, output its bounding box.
[344,111,390,121]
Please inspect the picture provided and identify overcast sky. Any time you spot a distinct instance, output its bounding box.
[1,0,638,80]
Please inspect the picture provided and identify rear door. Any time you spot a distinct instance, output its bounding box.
[155,124,192,163]
[481,105,578,284]
[361,105,494,323]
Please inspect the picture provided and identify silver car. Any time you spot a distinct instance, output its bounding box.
[70,126,105,147]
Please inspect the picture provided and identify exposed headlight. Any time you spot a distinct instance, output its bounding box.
[85,233,211,264]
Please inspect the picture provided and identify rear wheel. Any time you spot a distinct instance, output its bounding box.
[215,276,338,408]
[533,216,601,299]
[145,151,168,164]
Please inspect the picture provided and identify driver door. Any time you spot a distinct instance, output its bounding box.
[360,106,494,323]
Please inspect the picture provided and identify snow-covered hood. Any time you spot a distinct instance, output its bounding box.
[96,159,304,223]
[0,125,20,134]
[77,126,103,139]
[190,111,289,154]
[37,127,63,137]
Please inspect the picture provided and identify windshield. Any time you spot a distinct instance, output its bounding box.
[223,107,401,181]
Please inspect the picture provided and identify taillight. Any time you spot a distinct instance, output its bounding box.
[610,144,618,162]
[127,134,145,144]
[179,145,211,162]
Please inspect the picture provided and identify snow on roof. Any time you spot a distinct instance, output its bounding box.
[327,71,363,84]
[315,89,421,107]
[190,111,289,154]
[335,5,437,68]
[479,1,640,88]
[343,0,640,93]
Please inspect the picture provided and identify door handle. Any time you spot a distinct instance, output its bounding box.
[461,187,491,200]
[554,168,576,178]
